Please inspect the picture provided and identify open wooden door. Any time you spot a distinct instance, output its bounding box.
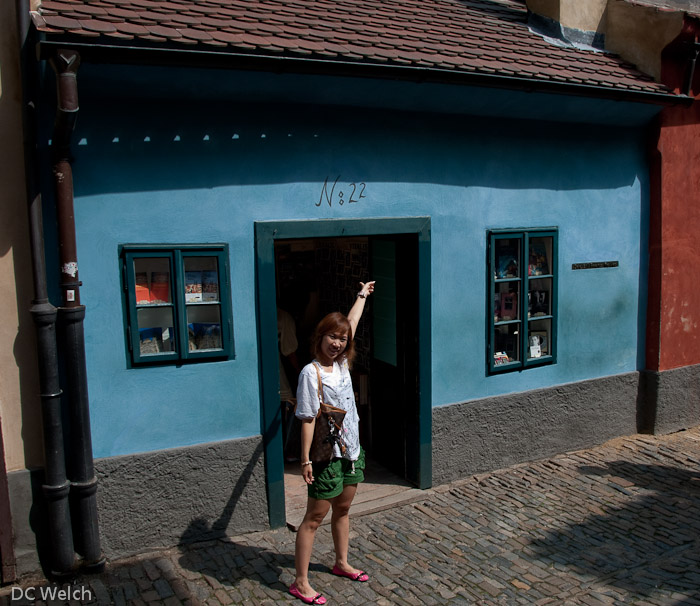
[369,234,420,485]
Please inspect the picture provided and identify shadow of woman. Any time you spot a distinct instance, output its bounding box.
[175,440,323,597]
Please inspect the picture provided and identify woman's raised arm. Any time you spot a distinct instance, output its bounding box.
[347,281,375,337]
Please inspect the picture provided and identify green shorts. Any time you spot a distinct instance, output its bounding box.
[308,448,366,501]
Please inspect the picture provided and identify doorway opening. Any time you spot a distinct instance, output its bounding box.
[255,218,431,529]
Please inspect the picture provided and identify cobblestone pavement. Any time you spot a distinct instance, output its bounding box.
[2,427,700,605]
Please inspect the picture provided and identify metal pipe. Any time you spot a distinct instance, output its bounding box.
[32,303,75,576]
[50,49,104,572]
[684,44,700,97]
[18,1,76,577]
[58,308,103,570]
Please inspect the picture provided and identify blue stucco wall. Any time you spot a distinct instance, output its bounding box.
[56,67,652,458]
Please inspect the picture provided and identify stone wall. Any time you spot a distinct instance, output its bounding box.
[94,436,269,560]
[433,373,641,485]
[640,364,700,435]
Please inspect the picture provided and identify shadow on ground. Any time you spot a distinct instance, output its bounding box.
[529,460,700,601]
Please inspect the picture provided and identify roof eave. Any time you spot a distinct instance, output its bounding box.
[35,36,690,108]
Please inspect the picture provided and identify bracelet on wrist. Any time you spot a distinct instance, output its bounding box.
[301,461,312,467]
[357,292,366,299]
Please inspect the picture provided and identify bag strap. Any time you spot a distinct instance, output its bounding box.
[312,362,326,414]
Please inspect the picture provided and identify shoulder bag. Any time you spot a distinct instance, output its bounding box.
[309,363,347,463]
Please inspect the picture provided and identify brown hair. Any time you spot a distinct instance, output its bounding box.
[310,312,356,368]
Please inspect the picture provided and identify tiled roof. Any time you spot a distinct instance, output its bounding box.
[31,0,673,97]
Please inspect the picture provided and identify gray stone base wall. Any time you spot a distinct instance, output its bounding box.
[95,435,269,560]
[7,435,269,576]
[7,468,44,576]
[640,364,700,435]
[432,372,641,486]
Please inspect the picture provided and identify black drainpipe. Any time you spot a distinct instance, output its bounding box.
[17,2,76,578]
[27,177,76,579]
[50,49,104,572]
[684,41,700,97]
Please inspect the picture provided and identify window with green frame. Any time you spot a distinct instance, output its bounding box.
[488,229,557,373]
[120,245,233,366]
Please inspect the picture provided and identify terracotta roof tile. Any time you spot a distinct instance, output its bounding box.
[42,14,82,29]
[73,5,110,16]
[104,30,134,39]
[146,24,181,37]
[178,27,213,41]
[41,1,82,11]
[129,0,162,8]
[201,38,228,47]
[72,28,101,37]
[115,21,149,35]
[209,30,245,44]
[31,0,673,96]
[80,18,117,32]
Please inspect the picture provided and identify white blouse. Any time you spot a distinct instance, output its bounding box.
[295,358,361,461]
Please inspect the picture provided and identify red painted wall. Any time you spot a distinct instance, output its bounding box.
[648,103,700,371]
[647,18,700,371]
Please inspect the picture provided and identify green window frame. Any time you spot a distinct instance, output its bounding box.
[120,244,233,366]
[488,229,557,374]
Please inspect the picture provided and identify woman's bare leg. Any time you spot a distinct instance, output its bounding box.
[330,484,363,575]
[294,497,331,597]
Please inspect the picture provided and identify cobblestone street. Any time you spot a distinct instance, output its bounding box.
[3,427,700,605]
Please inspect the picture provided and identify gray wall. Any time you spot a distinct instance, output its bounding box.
[94,436,268,560]
[640,364,700,435]
[7,468,43,576]
[9,436,269,575]
[432,372,642,485]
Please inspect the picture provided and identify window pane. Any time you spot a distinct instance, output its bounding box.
[494,282,520,323]
[134,258,171,305]
[187,304,222,351]
[184,257,220,303]
[495,238,521,279]
[528,237,552,276]
[137,307,175,355]
[494,323,521,365]
[528,278,552,318]
[528,318,551,359]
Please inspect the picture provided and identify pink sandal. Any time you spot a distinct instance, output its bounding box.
[331,565,369,582]
[289,583,327,605]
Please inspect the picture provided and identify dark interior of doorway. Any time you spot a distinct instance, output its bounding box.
[275,236,374,458]
[274,235,419,525]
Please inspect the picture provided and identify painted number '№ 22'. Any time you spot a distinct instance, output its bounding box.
[317,176,367,207]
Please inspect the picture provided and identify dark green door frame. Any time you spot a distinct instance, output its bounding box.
[255,217,432,528]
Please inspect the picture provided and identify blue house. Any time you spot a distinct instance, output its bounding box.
[13,0,695,575]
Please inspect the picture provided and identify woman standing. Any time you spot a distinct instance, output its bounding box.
[289,280,375,605]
